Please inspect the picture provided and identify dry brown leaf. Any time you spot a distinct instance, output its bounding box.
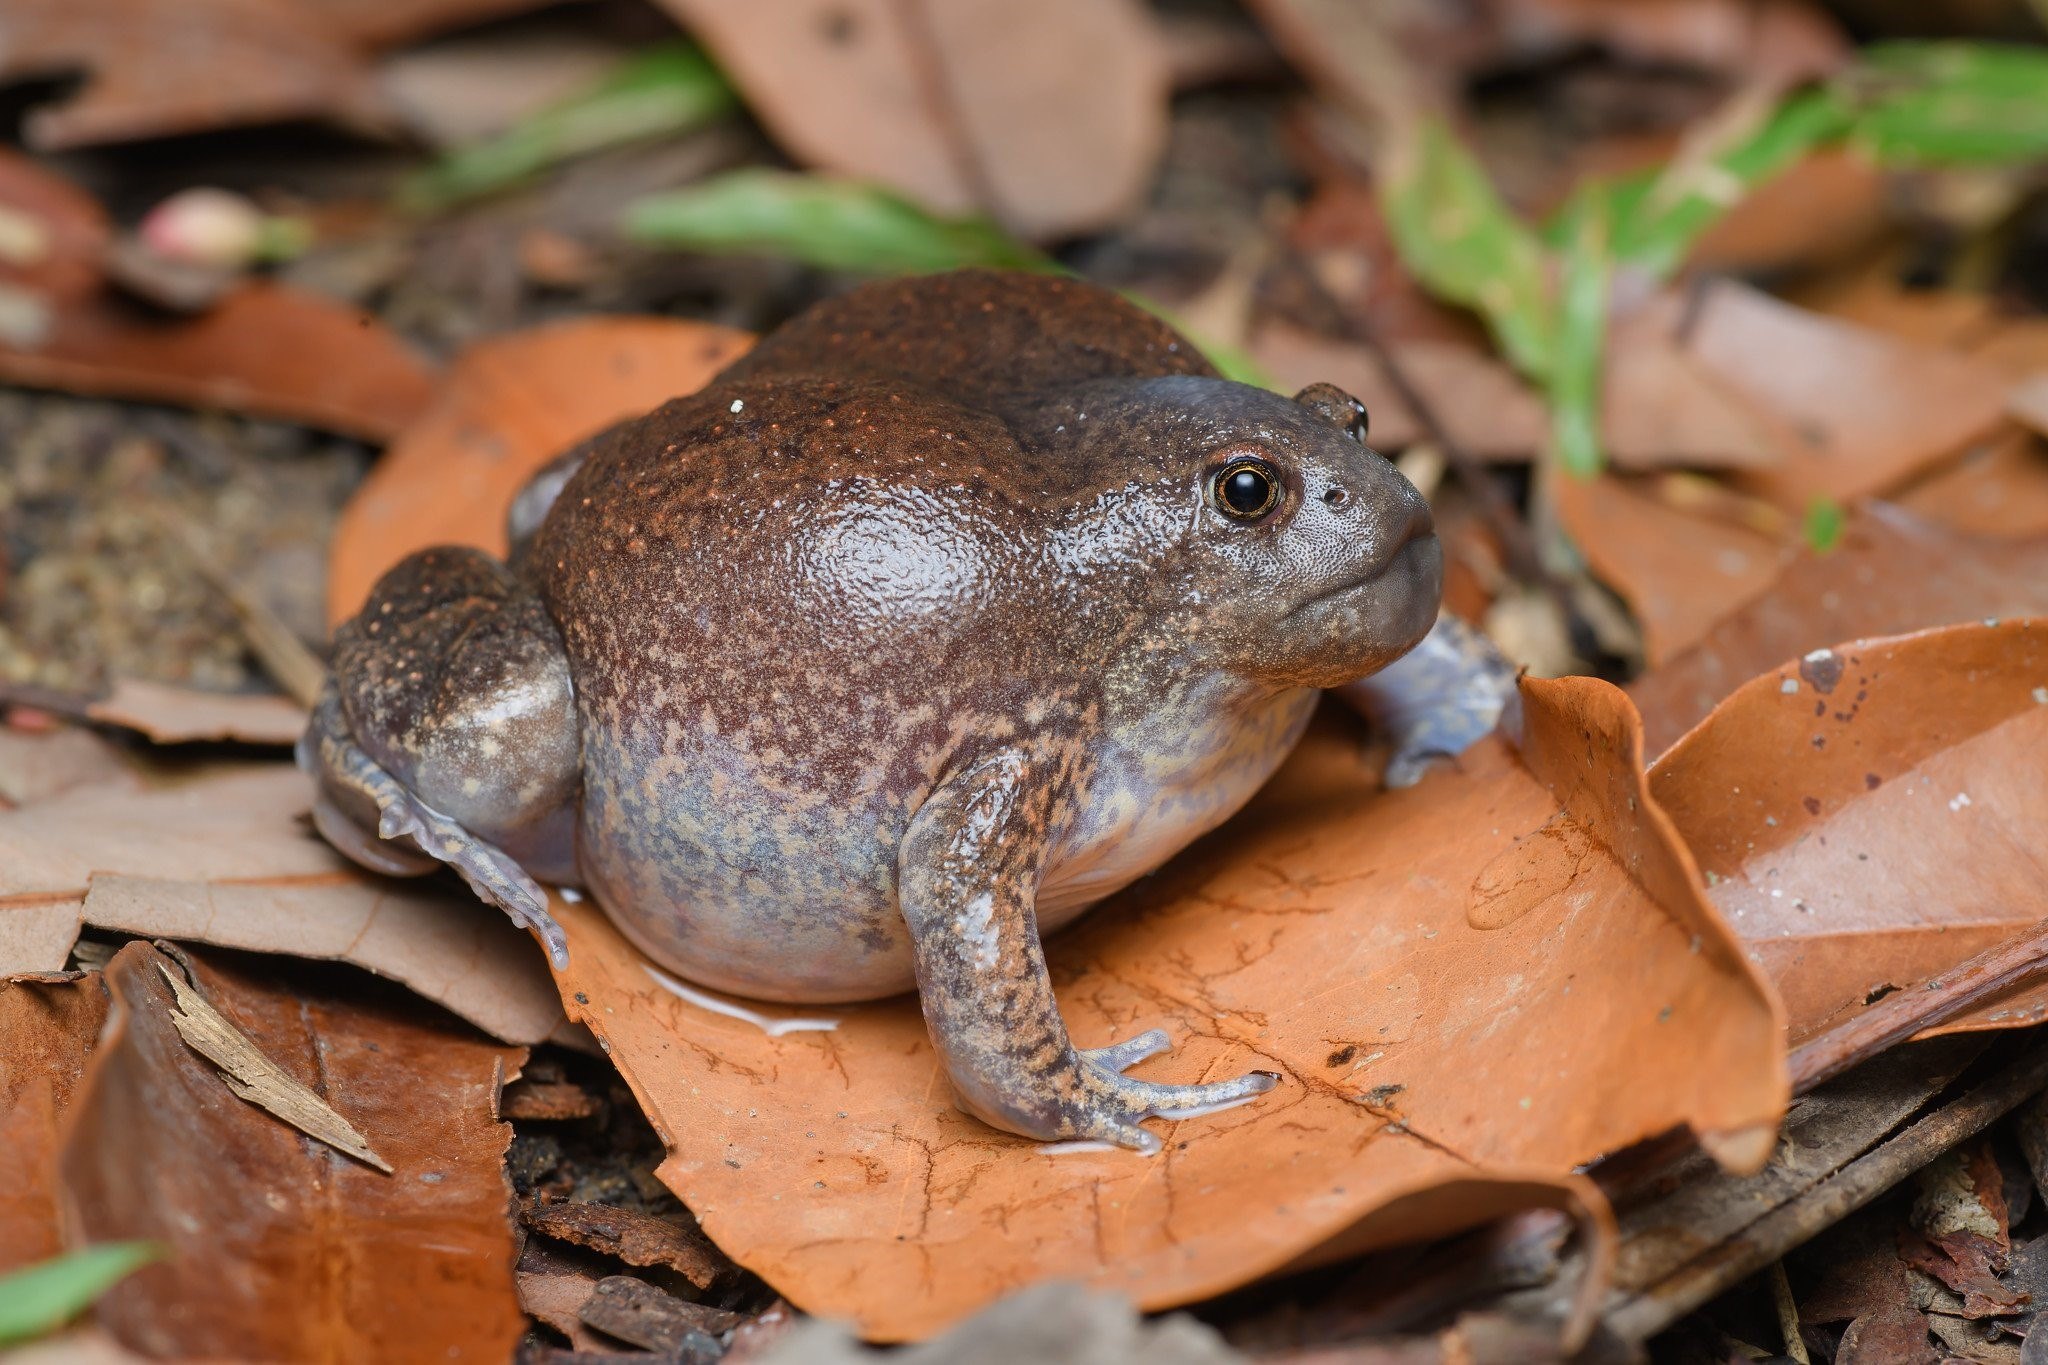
[157,957,391,1169]
[523,1201,734,1291]
[2012,375,2048,440]
[1648,620,2048,1057]
[85,678,307,746]
[543,681,1783,1340]
[652,0,1167,239]
[1552,470,1790,667]
[292,0,558,48]
[0,764,564,1042]
[0,151,435,440]
[0,973,109,1272]
[1629,506,2048,755]
[1897,429,2048,539]
[1249,321,1547,458]
[0,281,437,442]
[326,315,752,622]
[1602,301,1782,472]
[1684,280,2012,508]
[0,723,135,807]
[65,942,525,1360]
[0,0,385,150]
[1687,148,1890,277]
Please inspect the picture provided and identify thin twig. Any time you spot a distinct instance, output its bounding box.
[1789,915,2048,1094]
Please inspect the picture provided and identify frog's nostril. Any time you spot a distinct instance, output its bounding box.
[1322,486,1351,508]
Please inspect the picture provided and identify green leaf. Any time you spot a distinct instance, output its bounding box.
[1844,42,2048,165]
[1379,119,1557,383]
[403,43,736,211]
[1803,497,1845,552]
[1601,87,1855,281]
[624,171,1054,275]
[1548,185,1614,478]
[0,1244,161,1346]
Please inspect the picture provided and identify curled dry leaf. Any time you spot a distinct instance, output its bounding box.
[1629,507,2048,755]
[64,942,525,1361]
[0,764,563,1042]
[651,0,1168,240]
[544,681,1783,1340]
[0,974,110,1272]
[326,315,752,622]
[1648,620,2048,1062]
[0,0,384,150]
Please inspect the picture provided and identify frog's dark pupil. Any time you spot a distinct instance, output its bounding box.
[1221,467,1271,516]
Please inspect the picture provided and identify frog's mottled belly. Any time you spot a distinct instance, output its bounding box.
[573,687,1319,1005]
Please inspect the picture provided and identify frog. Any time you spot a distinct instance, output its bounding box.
[301,269,1515,1153]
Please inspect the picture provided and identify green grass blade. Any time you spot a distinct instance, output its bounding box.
[1601,87,1854,281]
[403,43,737,211]
[0,1244,162,1346]
[1548,186,1613,478]
[1845,41,2048,164]
[1380,118,1557,383]
[624,171,1054,275]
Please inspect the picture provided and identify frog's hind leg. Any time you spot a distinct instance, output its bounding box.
[898,748,1280,1153]
[302,546,581,966]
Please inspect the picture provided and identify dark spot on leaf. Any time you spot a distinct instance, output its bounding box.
[1361,1084,1405,1107]
[1865,773,1883,790]
[1865,983,1900,1006]
[1326,1046,1356,1067]
[1802,796,1821,816]
[1800,651,1845,694]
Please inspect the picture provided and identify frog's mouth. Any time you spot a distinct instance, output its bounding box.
[1289,503,1440,617]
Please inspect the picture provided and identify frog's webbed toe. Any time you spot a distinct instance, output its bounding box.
[1067,1035,1280,1153]
[302,687,569,966]
[1337,611,1520,788]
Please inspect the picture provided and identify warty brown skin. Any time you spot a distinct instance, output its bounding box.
[302,270,1512,1152]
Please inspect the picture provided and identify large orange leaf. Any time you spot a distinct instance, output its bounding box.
[63,943,526,1361]
[1648,620,2048,1058]
[325,315,751,622]
[544,683,1784,1340]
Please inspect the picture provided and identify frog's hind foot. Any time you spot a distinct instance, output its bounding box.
[302,688,569,966]
[1069,1030,1280,1154]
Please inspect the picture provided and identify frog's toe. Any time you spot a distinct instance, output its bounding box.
[1069,1040,1280,1152]
[1080,1027,1172,1072]
[374,786,569,968]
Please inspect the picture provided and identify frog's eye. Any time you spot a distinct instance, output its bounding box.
[1211,457,1279,521]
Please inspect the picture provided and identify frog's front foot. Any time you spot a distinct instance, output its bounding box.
[1337,611,1520,788]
